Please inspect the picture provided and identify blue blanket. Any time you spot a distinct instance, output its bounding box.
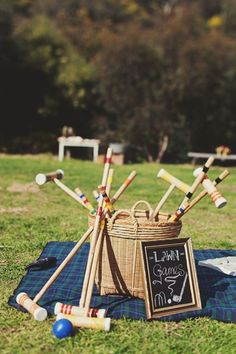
[8,242,236,322]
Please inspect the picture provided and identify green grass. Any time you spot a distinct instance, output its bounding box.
[1,154,236,354]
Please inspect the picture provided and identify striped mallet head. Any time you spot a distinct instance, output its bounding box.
[157,169,190,193]
[35,169,64,186]
[54,302,106,318]
[193,167,227,208]
[56,313,111,331]
[16,292,47,321]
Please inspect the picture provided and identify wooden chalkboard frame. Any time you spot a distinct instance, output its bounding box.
[140,238,202,319]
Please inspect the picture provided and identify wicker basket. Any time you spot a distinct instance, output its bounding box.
[90,200,182,299]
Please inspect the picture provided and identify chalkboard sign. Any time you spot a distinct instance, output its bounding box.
[140,238,201,319]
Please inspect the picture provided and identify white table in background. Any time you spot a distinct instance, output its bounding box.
[187,152,236,164]
[58,137,100,162]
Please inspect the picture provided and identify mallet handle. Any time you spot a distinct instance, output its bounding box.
[83,225,105,314]
[106,168,114,197]
[110,170,137,204]
[54,178,88,210]
[150,184,175,220]
[79,148,112,308]
[33,226,93,303]
[79,190,104,308]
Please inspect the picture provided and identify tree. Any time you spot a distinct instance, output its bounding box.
[178,31,236,152]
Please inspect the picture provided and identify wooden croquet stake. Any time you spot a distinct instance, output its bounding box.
[79,148,112,309]
[169,170,229,222]
[106,168,114,196]
[94,170,137,204]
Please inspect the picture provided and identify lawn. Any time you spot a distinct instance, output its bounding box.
[0,154,236,354]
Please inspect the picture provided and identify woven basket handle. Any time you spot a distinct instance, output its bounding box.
[131,200,153,218]
[109,209,138,233]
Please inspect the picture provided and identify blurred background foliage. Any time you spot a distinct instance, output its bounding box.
[0,0,236,161]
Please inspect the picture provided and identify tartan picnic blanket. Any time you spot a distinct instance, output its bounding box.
[8,242,236,322]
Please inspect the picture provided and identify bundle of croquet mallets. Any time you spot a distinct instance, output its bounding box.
[15,151,229,337]
[16,148,138,337]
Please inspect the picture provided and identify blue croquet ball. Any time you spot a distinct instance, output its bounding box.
[52,319,73,339]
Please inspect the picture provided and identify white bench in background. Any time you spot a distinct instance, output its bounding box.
[58,136,100,162]
[188,152,236,164]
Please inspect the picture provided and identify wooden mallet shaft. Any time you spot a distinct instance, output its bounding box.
[83,222,105,315]
[75,187,96,215]
[151,184,175,220]
[36,171,89,210]
[110,170,137,204]
[79,188,104,309]
[53,178,89,210]
[33,226,93,304]
[106,168,114,196]
[79,148,112,308]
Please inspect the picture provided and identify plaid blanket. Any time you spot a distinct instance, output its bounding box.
[8,242,236,322]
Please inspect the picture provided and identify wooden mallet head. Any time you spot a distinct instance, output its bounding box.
[193,167,227,208]
[35,169,64,186]
[16,292,47,321]
[157,169,190,194]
